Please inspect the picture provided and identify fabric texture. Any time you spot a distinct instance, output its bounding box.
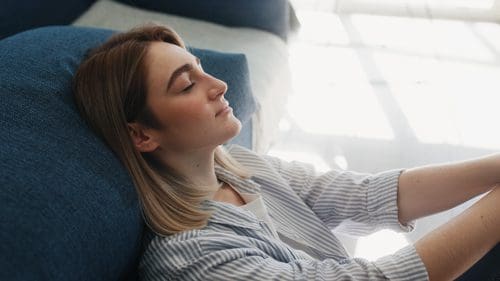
[116,0,290,40]
[239,193,281,239]
[140,145,429,280]
[0,0,96,39]
[0,25,142,281]
[0,26,255,280]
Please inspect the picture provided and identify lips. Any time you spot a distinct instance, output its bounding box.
[215,101,231,117]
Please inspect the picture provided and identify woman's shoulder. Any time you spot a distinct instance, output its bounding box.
[140,226,273,279]
[144,225,253,249]
[224,144,254,155]
[146,229,204,251]
[224,144,278,168]
[140,229,208,279]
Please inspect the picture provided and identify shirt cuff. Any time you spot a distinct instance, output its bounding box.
[367,169,416,232]
[374,244,429,280]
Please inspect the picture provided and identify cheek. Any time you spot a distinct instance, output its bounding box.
[167,99,210,126]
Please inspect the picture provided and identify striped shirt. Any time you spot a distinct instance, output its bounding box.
[139,145,429,280]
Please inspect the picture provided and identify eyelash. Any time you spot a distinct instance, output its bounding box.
[182,82,195,92]
[181,61,202,93]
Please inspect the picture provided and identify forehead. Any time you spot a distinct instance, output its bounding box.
[146,41,192,74]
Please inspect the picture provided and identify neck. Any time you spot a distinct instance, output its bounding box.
[153,146,220,192]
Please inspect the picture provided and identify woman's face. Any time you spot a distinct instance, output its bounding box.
[143,41,241,152]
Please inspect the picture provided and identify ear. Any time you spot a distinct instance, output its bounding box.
[127,122,160,153]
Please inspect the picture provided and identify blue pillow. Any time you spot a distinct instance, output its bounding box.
[0,0,96,39]
[117,0,290,40]
[0,26,255,280]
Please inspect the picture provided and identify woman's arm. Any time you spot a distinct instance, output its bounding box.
[232,146,406,235]
[398,153,500,224]
[415,187,500,280]
[142,232,428,280]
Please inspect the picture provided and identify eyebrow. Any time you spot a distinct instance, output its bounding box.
[166,56,200,92]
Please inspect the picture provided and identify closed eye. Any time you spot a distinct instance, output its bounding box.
[182,83,195,92]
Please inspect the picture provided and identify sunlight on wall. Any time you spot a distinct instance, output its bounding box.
[293,11,350,45]
[337,0,494,10]
[354,229,410,261]
[418,0,494,9]
[287,11,395,141]
[351,15,495,61]
[390,82,500,150]
[347,14,500,150]
[288,43,394,140]
[475,21,500,51]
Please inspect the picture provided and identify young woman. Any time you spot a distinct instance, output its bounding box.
[73,24,500,280]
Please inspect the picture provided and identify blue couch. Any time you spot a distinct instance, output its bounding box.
[0,25,257,280]
[0,0,298,41]
[0,1,296,279]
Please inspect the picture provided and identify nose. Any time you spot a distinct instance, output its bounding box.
[208,75,227,100]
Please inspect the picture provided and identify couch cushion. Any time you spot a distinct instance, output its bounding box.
[116,0,290,40]
[0,25,255,280]
[0,0,97,39]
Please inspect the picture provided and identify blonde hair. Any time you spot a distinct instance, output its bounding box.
[73,24,250,236]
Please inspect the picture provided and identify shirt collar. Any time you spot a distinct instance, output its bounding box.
[214,165,261,194]
[202,200,261,230]
[201,165,262,230]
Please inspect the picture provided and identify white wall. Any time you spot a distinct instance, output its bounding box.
[335,0,500,22]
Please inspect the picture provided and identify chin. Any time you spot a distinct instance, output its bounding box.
[221,117,242,143]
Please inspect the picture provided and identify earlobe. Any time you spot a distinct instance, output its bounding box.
[127,123,159,153]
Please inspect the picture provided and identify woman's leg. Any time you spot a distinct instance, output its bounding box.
[455,243,500,281]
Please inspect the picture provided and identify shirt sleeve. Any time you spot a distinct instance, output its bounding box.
[262,154,415,236]
[140,236,428,281]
